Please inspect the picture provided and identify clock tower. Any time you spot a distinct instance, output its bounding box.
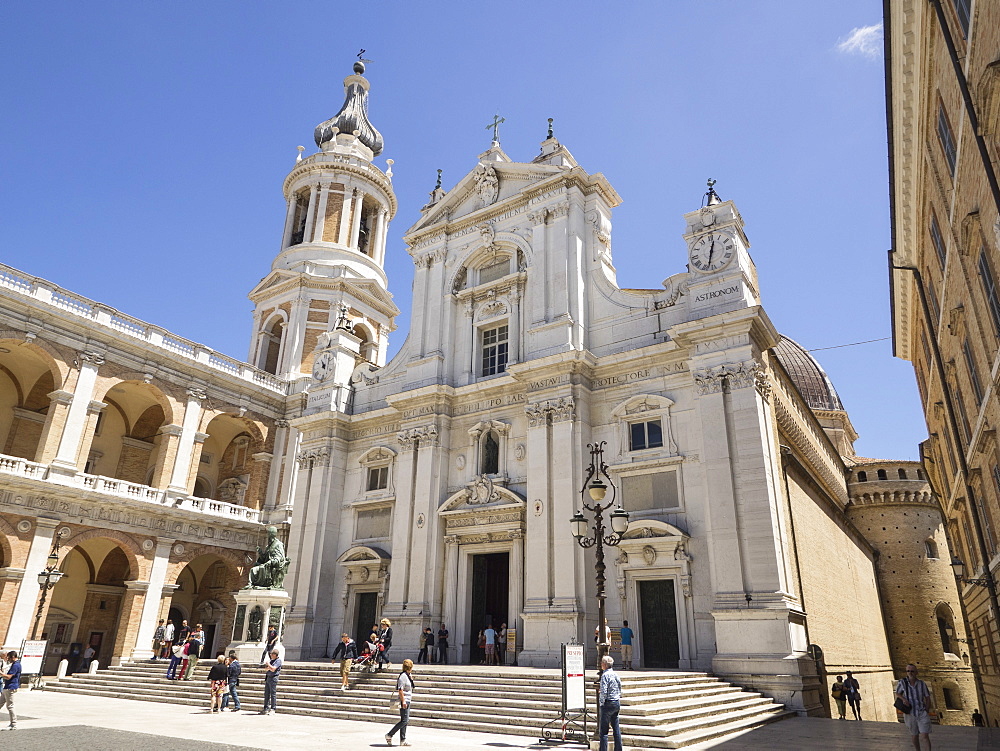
[682,184,760,316]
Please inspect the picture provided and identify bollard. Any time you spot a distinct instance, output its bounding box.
[57,659,69,679]
[88,659,99,674]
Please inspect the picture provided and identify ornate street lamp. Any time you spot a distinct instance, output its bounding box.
[570,441,629,728]
[32,535,65,640]
[951,555,992,588]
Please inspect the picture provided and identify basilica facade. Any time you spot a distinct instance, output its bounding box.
[0,59,975,720]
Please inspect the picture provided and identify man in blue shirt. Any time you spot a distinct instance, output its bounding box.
[260,650,282,714]
[1,650,22,730]
[598,654,623,751]
[619,620,634,670]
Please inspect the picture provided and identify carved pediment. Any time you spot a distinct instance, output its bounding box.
[440,482,525,513]
[337,545,391,565]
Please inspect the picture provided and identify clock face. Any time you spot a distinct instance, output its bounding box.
[689,231,736,273]
[312,352,334,382]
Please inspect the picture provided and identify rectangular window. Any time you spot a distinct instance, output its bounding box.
[955,387,972,444]
[366,466,388,492]
[927,281,942,328]
[356,507,391,539]
[937,103,958,175]
[964,340,984,404]
[979,251,1000,335]
[478,259,511,285]
[481,325,509,376]
[930,214,948,269]
[621,470,680,511]
[629,420,663,451]
[952,0,971,37]
[963,515,979,569]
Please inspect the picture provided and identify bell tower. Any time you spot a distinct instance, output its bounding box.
[248,59,399,384]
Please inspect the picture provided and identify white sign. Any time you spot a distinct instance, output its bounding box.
[563,643,586,713]
[19,639,47,675]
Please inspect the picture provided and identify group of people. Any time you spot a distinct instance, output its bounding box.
[164,620,207,681]
[831,664,944,751]
[594,619,636,670]
[474,623,505,665]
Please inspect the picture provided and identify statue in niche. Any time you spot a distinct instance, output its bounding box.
[247,605,264,642]
[244,526,291,590]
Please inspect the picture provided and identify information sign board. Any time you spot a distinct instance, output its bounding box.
[19,639,47,675]
[562,643,586,713]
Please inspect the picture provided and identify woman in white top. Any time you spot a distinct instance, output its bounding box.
[384,658,414,747]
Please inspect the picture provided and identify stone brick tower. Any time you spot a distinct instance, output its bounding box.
[846,459,977,725]
[247,58,399,385]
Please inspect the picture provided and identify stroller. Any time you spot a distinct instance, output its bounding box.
[351,637,379,673]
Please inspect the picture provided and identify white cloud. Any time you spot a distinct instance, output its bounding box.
[837,23,884,59]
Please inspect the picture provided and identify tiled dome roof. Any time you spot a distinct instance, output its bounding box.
[773,336,844,411]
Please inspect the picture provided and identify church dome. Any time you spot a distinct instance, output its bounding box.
[773,336,844,411]
[314,60,384,156]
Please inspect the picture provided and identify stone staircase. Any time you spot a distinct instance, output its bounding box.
[43,661,792,748]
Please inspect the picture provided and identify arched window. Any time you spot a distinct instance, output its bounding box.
[353,324,378,363]
[936,603,956,655]
[925,538,939,559]
[898,468,908,479]
[917,468,925,480]
[857,471,868,482]
[943,683,964,710]
[258,318,285,375]
[482,430,500,475]
[193,477,212,499]
[877,469,888,480]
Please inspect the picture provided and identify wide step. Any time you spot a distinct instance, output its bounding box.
[44,662,791,748]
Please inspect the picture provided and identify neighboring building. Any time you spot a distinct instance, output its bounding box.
[888,0,1000,721]
[0,57,963,720]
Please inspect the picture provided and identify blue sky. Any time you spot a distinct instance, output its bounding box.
[0,1,923,460]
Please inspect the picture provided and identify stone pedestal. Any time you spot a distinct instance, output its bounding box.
[226,589,291,663]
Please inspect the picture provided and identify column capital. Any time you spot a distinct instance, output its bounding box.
[87,400,108,413]
[124,580,151,593]
[186,387,208,401]
[76,351,105,366]
[47,390,74,406]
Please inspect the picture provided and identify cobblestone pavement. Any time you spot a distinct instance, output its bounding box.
[8,689,1000,750]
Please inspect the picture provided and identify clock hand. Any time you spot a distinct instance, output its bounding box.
[707,239,715,266]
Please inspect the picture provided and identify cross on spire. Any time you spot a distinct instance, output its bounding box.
[486,114,506,144]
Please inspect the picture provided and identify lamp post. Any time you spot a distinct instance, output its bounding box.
[31,535,65,640]
[570,441,629,731]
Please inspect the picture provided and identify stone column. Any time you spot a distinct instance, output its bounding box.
[0,568,26,641]
[509,529,524,653]
[280,294,310,380]
[311,182,330,243]
[75,401,107,473]
[442,535,459,659]
[523,403,551,613]
[468,301,479,379]
[280,196,296,249]
[129,539,175,660]
[3,519,58,650]
[302,185,319,244]
[264,421,289,511]
[247,452,273,511]
[111,581,148,666]
[149,424,183,489]
[168,388,207,493]
[35,390,73,464]
[548,399,580,610]
[508,287,521,365]
[528,210,550,323]
[50,351,103,474]
[372,207,387,261]
[186,432,210,494]
[384,434,418,612]
[349,189,365,249]
[337,185,352,246]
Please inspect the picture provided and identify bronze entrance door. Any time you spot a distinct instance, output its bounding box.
[354,591,378,647]
[638,579,680,668]
[469,552,509,664]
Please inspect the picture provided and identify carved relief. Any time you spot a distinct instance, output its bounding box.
[475,164,499,206]
[397,424,439,450]
[692,359,767,396]
[296,447,331,467]
[656,275,689,309]
[642,545,657,566]
[525,397,576,426]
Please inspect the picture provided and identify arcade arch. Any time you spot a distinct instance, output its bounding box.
[197,414,267,508]
[0,339,60,462]
[168,553,243,658]
[89,381,172,485]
